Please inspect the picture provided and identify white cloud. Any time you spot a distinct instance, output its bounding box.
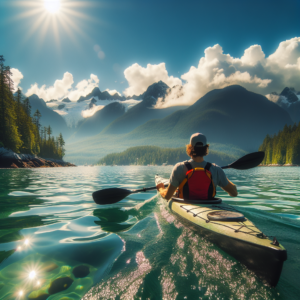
[105,89,121,96]
[240,45,265,66]
[25,72,100,102]
[123,63,182,97]
[11,68,24,92]
[156,37,300,108]
[81,105,104,118]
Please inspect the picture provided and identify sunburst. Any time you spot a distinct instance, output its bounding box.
[11,0,100,50]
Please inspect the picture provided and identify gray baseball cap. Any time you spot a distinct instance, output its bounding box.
[190,133,207,147]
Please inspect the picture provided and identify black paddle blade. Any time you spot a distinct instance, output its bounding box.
[92,188,132,205]
[226,151,265,170]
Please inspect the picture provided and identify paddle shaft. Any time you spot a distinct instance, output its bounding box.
[131,184,168,193]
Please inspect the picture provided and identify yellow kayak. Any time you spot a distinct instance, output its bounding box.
[155,175,287,286]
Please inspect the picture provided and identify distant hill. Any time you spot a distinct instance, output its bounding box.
[126,85,293,152]
[70,102,126,140]
[102,81,188,134]
[97,145,238,166]
[28,94,72,138]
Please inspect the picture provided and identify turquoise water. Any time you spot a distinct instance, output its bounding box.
[0,166,300,299]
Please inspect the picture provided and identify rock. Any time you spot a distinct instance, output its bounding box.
[62,98,71,103]
[0,147,76,168]
[48,277,73,295]
[72,265,90,278]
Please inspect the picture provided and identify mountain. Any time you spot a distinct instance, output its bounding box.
[102,81,188,134]
[270,87,300,123]
[70,102,126,140]
[126,85,293,152]
[76,87,127,102]
[28,94,72,138]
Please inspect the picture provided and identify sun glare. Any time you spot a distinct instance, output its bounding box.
[13,0,98,49]
[44,0,61,14]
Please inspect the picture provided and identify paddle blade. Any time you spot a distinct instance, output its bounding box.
[225,151,265,170]
[92,188,132,205]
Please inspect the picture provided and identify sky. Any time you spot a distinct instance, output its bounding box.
[1,0,300,105]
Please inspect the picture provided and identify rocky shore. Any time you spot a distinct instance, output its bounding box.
[0,147,76,168]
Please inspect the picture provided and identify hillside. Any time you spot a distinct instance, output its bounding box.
[69,102,126,140]
[102,81,188,134]
[28,94,72,138]
[97,145,238,166]
[126,85,293,152]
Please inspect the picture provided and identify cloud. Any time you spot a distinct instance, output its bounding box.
[11,68,24,92]
[94,44,105,60]
[25,72,100,102]
[105,89,121,96]
[155,37,300,108]
[123,63,182,97]
[81,105,104,118]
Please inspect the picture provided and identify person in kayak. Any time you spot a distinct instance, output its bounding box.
[156,133,238,201]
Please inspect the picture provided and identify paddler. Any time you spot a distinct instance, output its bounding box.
[156,133,238,200]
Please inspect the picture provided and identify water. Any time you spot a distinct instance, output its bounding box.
[0,166,299,300]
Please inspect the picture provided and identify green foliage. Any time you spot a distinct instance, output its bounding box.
[0,55,66,159]
[97,146,237,166]
[259,122,300,165]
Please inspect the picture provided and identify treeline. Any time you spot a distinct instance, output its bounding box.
[97,146,237,166]
[0,55,65,159]
[259,123,300,165]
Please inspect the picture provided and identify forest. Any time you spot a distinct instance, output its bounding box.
[0,55,65,159]
[97,145,237,166]
[259,123,300,165]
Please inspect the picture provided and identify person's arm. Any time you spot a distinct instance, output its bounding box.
[221,179,238,197]
[156,183,177,201]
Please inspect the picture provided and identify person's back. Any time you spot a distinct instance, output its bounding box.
[156,133,238,200]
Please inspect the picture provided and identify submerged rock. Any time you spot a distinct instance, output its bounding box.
[48,277,74,295]
[72,265,90,278]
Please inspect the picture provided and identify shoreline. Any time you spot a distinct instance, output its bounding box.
[0,147,76,169]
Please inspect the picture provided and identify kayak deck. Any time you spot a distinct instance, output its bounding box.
[155,175,287,286]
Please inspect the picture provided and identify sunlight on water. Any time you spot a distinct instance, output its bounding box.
[0,166,299,299]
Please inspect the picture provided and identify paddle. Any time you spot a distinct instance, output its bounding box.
[92,151,265,205]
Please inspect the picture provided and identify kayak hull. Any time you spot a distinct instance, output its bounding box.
[155,175,287,287]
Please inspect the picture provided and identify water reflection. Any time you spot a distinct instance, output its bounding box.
[0,166,300,299]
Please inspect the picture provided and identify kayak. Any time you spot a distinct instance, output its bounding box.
[155,175,287,287]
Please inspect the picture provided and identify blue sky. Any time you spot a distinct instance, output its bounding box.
[1,0,299,102]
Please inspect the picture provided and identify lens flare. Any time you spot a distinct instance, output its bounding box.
[44,0,61,14]
[29,270,36,279]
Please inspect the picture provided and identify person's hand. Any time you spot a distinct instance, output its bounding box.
[156,182,164,191]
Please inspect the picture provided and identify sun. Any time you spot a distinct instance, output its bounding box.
[11,0,98,49]
[44,0,61,14]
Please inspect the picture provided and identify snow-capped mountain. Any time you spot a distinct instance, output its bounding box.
[267,87,300,123]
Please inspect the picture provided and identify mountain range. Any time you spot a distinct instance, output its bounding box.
[23,82,296,165]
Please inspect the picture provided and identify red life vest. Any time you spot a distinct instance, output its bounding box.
[177,162,216,200]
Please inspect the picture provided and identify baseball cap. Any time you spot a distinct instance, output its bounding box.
[190,133,207,147]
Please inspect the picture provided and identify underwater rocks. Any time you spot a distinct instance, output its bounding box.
[48,277,74,294]
[72,265,90,278]
[0,147,76,168]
